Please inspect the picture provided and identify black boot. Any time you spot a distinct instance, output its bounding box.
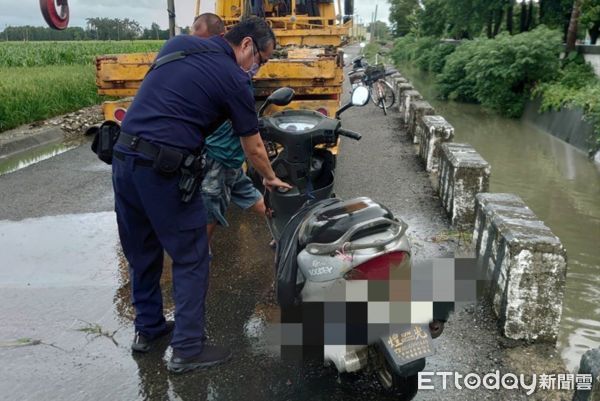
[131,320,175,353]
[167,345,232,373]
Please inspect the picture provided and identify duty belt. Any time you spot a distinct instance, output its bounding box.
[114,132,206,203]
[116,132,161,159]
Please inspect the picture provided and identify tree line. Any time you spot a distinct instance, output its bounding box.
[0,18,190,41]
[389,0,600,45]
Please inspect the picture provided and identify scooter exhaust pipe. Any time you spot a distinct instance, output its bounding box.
[341,347,369,373]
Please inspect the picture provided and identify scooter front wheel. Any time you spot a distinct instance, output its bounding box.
[376,368,418,400]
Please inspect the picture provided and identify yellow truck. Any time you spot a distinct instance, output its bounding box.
[96,0,353,127]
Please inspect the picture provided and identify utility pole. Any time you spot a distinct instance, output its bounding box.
[167,0,176,38]
[374,4,378,41]
[370,12,374,43]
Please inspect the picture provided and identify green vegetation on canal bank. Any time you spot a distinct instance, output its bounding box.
[390,26,600,154]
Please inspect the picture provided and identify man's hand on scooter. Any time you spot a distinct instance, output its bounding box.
[263,176,292,192]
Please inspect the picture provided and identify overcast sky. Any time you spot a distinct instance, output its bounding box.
[0,0,389,29]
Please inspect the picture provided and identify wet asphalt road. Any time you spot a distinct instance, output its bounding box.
[0,45,559,401]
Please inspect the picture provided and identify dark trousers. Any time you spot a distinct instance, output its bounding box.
[112,155,209,358]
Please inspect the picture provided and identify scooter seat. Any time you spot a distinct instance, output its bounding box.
[298,197,394,247]
[349,70,364,84]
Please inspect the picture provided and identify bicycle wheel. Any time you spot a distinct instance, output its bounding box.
[369,82,380,106]
[369,83,379,106]
[375,80,395,110]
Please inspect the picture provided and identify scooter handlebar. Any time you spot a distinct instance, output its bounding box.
[337,128,362,141]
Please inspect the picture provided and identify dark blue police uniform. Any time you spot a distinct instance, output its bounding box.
[112,34,258,359]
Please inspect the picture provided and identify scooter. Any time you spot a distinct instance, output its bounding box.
[255,86,447,398]
[350,55,368,70]
[347,55,368,90]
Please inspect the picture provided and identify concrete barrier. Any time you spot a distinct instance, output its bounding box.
[391,77,408,97]
[390,77,409,115]
[578,44,600,78]
[391,76,408,90]
[573,347,600,401]
[396,83,415,116]
[417,115,455,172]
[400,90,422,124]
[473,193,568,343]
[390,77,401,92]
[439,143,490,229]
[407,100,435,143]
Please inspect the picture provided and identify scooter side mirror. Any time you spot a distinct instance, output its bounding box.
[335,86,371,119]
[269,87,295,106]
[258,87,295,116]
[351,86,370,106]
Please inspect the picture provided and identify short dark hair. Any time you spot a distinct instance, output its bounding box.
[193,13,225,35]
[224,16,276,52]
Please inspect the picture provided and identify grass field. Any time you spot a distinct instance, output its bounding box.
[0,65,100,132]
[0,41,165,132]
[0,40,164,67]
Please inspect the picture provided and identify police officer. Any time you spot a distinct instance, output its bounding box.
[112,17,290,373]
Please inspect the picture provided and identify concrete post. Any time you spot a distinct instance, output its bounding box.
[473,193,568,343]
[396,83,414,115]
[439,143,490,229]
[418,115,455,172]
[407,100,435,143]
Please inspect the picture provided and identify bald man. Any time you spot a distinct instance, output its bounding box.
[192,13,269,245]
[192,13,225,37]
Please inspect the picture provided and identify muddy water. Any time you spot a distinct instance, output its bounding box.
[398,63,600,371]
[0,142,78,176]
[0,210,408,400]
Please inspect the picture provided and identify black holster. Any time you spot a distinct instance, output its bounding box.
[178,153,206,203]
[90,121,121,165]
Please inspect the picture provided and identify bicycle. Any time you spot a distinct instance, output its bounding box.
[363,64,396,116]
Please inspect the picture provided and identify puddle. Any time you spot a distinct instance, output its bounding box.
[243,302,283,358]
[0,212,121,288]
[0,142,78,176]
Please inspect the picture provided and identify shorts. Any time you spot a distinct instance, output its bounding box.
[200,156,262,227]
